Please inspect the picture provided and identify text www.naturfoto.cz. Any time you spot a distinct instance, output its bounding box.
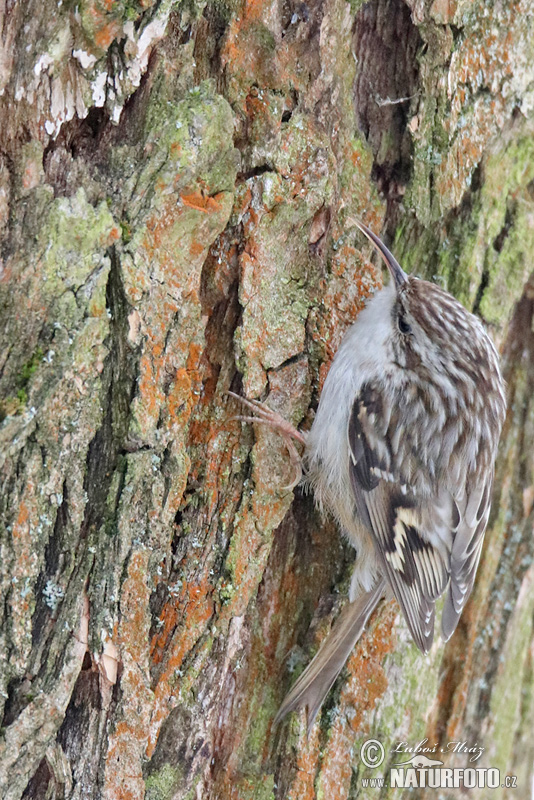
[362,768,516,790]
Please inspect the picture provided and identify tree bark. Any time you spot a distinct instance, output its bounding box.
[1,1,534,798]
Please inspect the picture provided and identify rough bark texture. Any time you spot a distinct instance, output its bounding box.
[1,1,534,798]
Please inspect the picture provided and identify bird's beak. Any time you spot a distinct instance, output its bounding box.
[353,219,408,290]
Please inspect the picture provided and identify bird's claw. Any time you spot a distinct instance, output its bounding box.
[226,391,306,489]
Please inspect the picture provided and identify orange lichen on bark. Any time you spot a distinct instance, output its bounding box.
[90,13,122,51]
[147,574,215,757]
[342,602,397,727]
[9,485,43,669]
[286,734,321,800]
[95,23,120,52]
[103,550,153,800]
[130,201,202,436]
[136,349,166,432]
[166,367,192,421]
[12,498,35,616]
[180,189,224,214]
[300,604,397,798]
[104,719,146,800]
[13,497,30,534]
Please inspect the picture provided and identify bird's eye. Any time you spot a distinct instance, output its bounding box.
[397,314,412,335]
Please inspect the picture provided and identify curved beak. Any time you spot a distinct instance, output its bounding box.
[353,219,408,290]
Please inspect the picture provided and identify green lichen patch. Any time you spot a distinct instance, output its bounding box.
[0,347,45,418]
[403,130,534,333]
[0,186,116,428]
[141,78,240,204]
[40,188,118,303]
[145,763,182,800]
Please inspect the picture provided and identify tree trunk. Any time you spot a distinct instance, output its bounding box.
[1,1,534,798]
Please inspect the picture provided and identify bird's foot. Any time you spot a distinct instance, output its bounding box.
[226,391,307,489]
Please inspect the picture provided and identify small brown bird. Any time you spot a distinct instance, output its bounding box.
[230,221,506,731]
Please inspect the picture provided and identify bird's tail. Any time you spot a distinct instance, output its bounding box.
[275,579,386,733]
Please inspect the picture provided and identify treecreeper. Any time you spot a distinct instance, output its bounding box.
[229,220,506,732]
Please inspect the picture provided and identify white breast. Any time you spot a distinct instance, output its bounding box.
[305,283,396,589]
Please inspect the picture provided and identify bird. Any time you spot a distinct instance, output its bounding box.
[229,220,507,732]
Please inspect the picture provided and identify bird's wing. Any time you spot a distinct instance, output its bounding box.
[441,471,493,640]
[348,384,449,653]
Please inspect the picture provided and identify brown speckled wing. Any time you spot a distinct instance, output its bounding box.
[348,387,449,653]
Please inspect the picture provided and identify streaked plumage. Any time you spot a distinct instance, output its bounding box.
[277,221,506,729]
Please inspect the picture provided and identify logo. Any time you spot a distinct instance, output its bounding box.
[396,755,444,768]
[359,738,519,791]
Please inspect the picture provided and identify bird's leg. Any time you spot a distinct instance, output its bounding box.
[227,392,307,445]
[226,391,307,489]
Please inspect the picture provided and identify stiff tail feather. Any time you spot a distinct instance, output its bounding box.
[275,579,386,733]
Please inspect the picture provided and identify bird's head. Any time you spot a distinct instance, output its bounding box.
[354,220,502,407]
